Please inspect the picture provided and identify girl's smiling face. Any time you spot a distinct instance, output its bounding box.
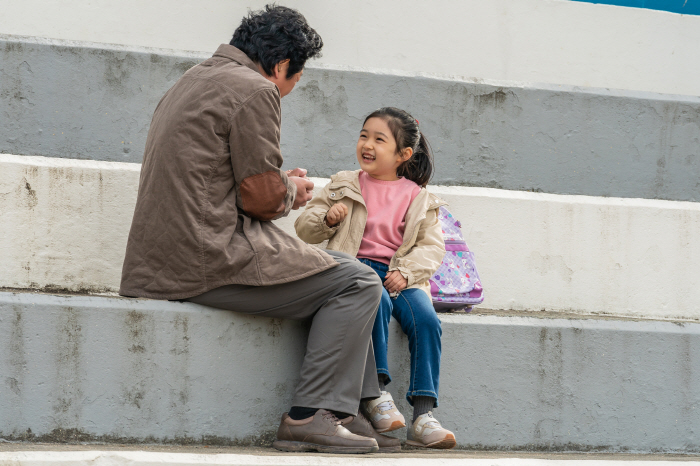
[356,117,412,181]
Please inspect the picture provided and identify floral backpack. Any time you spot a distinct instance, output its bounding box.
[430,206,484,312]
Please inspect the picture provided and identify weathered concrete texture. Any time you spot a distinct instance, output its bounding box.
[2,154,700,321]
[0,35,202,163]
[283,71,700,203]
[1,291,699,452]
[0,292,306,445]
[429,184,700,321]
[2,35,700,201]
[0,154,139,293]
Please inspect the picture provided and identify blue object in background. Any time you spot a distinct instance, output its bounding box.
[571,0,700,15]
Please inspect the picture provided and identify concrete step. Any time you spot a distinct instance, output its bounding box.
[3,34,700,199]
[2,153,700,321]
[1,291,698,453]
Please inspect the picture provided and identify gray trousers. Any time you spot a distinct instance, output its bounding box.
[186,250,383,415]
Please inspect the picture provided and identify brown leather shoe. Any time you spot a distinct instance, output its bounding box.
[339,412,402,453]
[273,409,379,454]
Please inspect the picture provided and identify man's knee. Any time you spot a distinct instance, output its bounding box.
[322,253,382,313]
[349,261,383,315]
[335,256,381,289]
[357,262,383,294]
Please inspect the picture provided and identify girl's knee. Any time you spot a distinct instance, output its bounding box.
[421,311,442,337]
[395,292,442,336]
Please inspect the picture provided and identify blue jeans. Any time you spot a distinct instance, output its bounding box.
[359,258,442,407]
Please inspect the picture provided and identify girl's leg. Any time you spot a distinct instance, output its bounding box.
[391,288,442,411]
[393,288,455,449]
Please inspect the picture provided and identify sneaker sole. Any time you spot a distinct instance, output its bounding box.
[405,434,457,450]
[273,440,379,454]
[375,420,407,433]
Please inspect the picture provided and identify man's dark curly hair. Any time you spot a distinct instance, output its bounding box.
[231,4,323,78]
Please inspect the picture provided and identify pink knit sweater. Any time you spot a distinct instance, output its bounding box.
[356,171,421,265]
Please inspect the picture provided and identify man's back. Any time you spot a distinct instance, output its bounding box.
[119,45,334,300]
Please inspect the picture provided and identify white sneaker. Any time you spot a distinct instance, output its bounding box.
[406,412,456,449]
[364,391,406,433]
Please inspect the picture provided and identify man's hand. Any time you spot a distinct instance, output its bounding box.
[325,203,348,227]
[286,168,308,178]
[384,270,408,293]
[291,176,314,210]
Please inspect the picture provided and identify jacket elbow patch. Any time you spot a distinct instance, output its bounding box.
[240,171,288,220]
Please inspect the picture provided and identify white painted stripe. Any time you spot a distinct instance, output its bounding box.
[0,32,208,59]
[0,451,699,466]
[0,153,141,171]
[1,155,699,211]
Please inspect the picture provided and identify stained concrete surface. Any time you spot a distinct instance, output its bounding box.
[1,35,699,201]
[1,291,699,453]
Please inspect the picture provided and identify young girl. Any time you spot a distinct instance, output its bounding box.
[295,107,456,449]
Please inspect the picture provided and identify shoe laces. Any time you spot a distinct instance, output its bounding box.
[377,400,396,412]
[420,414,442,430]
[322,411,342,426]
[424,419,441,429]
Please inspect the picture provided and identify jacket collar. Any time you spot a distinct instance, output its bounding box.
[329,169,448,211]
[213,44,261,74]
[329,170,362,193]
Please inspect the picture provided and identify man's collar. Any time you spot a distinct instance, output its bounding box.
[213,44,261,74]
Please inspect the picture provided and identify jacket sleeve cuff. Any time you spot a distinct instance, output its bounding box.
[281,173,296,218]
[319,213,340,235]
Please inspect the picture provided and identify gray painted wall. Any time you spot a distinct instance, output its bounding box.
[1,35,700,201]
[1,291,699,452]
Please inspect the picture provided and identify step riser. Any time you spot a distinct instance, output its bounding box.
[1,292,699,452]
[1,36,699,201]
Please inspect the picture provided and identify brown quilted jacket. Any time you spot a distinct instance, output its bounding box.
[120,44,336,300]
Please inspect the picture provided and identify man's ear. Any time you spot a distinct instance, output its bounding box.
[273,59,291,79]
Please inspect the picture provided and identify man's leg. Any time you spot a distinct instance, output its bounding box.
[186,250,382,415]
[358,258,392,387]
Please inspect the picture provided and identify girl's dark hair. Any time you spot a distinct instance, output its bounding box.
[231,4,323,78]
[363,107,434,187]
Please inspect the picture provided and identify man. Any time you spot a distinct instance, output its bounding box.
[120,5,398,454]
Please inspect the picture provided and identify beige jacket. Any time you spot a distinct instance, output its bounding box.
[120,45,336,300]
[295,170,447,296]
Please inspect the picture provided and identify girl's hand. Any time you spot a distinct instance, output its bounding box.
[325,203,348,227]
[384,270,408,293]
